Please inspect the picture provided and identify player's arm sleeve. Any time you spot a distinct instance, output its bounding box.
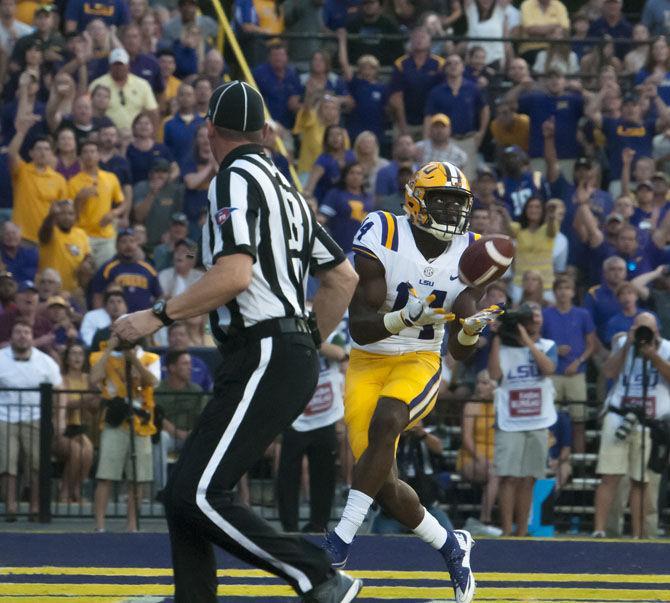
[310,222,346,275]
[208,168,260,262]
[350,211,387,262]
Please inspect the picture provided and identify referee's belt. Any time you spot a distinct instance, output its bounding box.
[223,317,311,341]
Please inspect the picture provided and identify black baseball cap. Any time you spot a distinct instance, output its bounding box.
[207,81,266,133]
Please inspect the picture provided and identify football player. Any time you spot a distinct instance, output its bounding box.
[323,161,502,603]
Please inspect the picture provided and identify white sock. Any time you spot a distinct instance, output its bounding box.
[333,489,373,544]
[413,507,448,549]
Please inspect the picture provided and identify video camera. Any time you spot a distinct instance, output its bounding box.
[498,303,534,347]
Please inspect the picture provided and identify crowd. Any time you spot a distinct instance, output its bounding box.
[0,0,669,536]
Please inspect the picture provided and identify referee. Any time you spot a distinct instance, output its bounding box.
[114,81,360,602]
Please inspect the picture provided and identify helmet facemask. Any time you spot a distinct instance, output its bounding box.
[406,186,473,241]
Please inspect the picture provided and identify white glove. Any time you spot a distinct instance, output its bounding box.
[460,305,505,336]
[384,285,455,334]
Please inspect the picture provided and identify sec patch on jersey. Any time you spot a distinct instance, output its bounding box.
[458,234,515,288]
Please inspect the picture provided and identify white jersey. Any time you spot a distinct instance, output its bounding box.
[495,340,558,432]
[606,334,670,422]
[351,211,473,355]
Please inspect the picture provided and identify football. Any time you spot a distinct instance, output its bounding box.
[458,234,515,288]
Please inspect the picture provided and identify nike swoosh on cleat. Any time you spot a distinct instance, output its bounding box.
[450,275,459,281]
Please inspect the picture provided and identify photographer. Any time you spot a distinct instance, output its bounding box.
[488,302,558,537]
[593,312,670,538]
[90,333,159,532]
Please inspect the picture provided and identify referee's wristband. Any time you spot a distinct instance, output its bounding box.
[383,310,412,334]
[457,329,480,346]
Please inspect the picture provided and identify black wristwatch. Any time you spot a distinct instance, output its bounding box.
[151,299,174,326]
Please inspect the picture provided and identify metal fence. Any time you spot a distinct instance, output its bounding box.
[0,385,667,537]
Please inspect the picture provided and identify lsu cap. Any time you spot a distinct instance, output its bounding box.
[207,81,266,132]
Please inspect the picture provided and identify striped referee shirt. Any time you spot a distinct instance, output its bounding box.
[202,144,345,338]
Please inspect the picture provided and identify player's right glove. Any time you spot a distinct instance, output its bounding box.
[460,304,505,336]
[384,284,455,334]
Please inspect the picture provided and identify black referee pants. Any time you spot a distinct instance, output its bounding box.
[277,424,338,533]
[162,333,334,602]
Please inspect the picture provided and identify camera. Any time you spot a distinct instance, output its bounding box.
[633,325,654,353]
[498,304,534,347]
[615,412,638,441]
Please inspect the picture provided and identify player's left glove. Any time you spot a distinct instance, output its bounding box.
[456,305,505,346]
[383,284,456,334]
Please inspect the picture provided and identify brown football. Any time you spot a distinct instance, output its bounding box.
[458,234,515,288]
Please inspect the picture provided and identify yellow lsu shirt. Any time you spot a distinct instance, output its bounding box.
[12,160,68,243]
[69,169,124,239]
[38,226,91,293]
[90,350,160,437]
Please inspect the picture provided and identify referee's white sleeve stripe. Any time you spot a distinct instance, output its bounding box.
[228,171,251,247]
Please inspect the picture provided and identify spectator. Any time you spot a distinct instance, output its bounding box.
[293,95,342,178]
[624,24,651,75]
[516,68,583,170]
[118,22,163,96]
[157,49,181,111]
[65,0,130,32]
[376,162,413,215]
[201,49,229,87]
[153,349,205,489]
[0,271,16,316]
[497,145,549,218]
[583,255,626,344]
[126,111,179,184]
[641,0,670,37]
[161,83,203,168]
[35,268,63,306]
[542,275,596,453]
[49,95,112,148]
[464,46,497,89]
[182,123,216,237]
[98,125,133,211]
[374,134,416,199]
[587,0,632,60]
[0,0,32,55]
[283,0,326,62]
[548,408,572,492]
[0,221,38,283]
[53,342,95,504]
[52,129,80,182]
[45,295,80,355]
[304,125,355,204]
[152,212,189,271]
[277,331,346,533]
[532,27,579,75]
[183,315,214,348]
[8,117,67,245]
[90,229,160,312]
[158,238,202,299]
[162,322,213,392]
[424,53,490,181]
[139,10,159,55]
[337,39,388,148]
[0,276,57,353]
[132,161,184,251]
[252,41,302,130]
[490,98,531,153]
[586,90,670,191]
[489,302,557,537]
[299,50,347,102]
[192,76,212,118]
[509,196,559,303]
[388,27,444,139]
[345,0,402,67]
[1,70,47,151]
[518,0,569,66]
[89,47,159,131]
[593,312,669,538]
[68,140,126,268]
[11,5,63,72]
[0,321,62,520]
[171,23,205,80]
[353,130,388,193]
[633,265,670,339]
[161,0,218,47]
[463,0,507,69]
[37,200,90,295]
[415,113,468,169]
[91,333,158,532]
[636,36,670,105]
[318,162,374,253]
[89,287,127,350]
[473,165,501,210]
[458,369,501,536]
